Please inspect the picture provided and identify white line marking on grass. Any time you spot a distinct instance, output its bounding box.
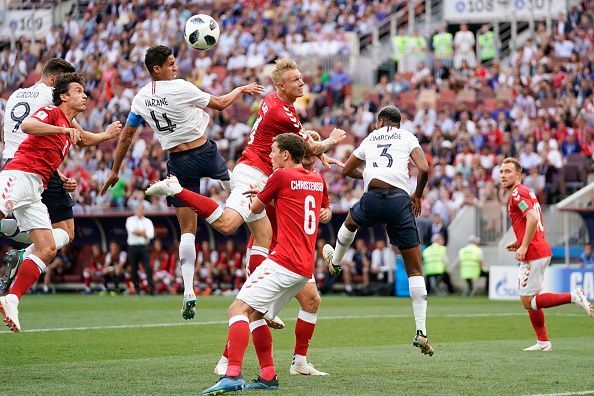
[526,391,594,396]
[0,312,580,334]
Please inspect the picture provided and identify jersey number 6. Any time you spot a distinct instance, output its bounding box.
[304,195,316,235]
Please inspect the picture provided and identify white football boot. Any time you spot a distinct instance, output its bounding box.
[145,176,183,197]
[322,244,341,275]
[265,315,286,330]
[0,295,21,333]
[290,359,329,376]
[573,288,593,317]
[523,341,552,351]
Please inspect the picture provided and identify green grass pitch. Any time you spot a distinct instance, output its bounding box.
[1,295,592,395]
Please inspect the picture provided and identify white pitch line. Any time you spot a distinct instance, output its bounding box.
[526,391,594,396]
[0,311,573,334]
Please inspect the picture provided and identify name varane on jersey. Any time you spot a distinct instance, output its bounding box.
[127,79,211,150]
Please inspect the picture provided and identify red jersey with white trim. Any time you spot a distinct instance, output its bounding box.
[508,184,552,261]
[257,167,325,277]
[239,93,309,176]
[3,105,72,188]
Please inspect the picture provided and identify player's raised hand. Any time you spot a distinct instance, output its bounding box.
[100,172,119,196]
[319,153,343,168]
[241,82,265,96]
[329,128,346,144]
[506,240,518,252]
[105,121,123,139]
[410,195,422,217]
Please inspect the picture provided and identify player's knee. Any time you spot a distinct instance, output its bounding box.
[304,293,321,312]
[520,296,533,310]
[37,244,57,262]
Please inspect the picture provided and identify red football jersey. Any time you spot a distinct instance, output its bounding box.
[508,184,552,261]
[257,167,325,277]
[239,93,310,176]
[4,105,72,188]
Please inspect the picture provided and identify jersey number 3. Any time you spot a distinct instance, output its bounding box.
[150,111,177,134]
[373,144,393,168]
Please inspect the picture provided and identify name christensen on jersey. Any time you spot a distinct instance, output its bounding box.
[127,79,211,150]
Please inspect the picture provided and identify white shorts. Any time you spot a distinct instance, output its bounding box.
[237,258,309,318]
[518,256,551,296]
[225,163,268,223]
[0,170,52,231]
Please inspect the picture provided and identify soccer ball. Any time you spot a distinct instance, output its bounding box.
[184,14,220,51]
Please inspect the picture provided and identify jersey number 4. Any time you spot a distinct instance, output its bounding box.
[150,111,177,134]
[373,144,393,168]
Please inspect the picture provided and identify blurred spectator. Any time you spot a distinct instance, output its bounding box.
[454,23,476,69]
[340,239,371,294]
[126,204,155,295]
[432,24,453,65]
[477,25,496,63]
[371,240,395,283]
[457,235,485,296]
[102,241,127,294]
[43,246,74,294]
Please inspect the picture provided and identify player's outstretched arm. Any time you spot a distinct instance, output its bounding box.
[341,154,364,179]
[308,128,346,156]
[410,147,429,217]
[207,82,264,111]
[21,117,78,140]
[77,121,122,147]
[99,123,138,196]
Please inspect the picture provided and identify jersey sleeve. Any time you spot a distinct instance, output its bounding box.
[322,180,329,209]
[407,131,421,152]
[513,187,535,216]
[31,106,58,125]
[353,138,367,160]
[126,111,143,127]
[179,80,210,108]
[257,169,283,206]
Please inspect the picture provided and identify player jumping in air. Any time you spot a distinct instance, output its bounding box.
[0,58,118,293]
[99,45,264,320]
[144,57,344,321]
[322,106,434,356]
[500,157,592,351]
[0,72,122,332]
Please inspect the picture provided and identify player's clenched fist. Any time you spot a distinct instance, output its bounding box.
[329,128,346,144]
[105,121,123,138]
[62,127,81,144]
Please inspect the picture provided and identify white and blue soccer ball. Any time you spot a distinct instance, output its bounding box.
[184,14,220,51]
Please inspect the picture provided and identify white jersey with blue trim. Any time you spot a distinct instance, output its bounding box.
[352,125,420,194]
[128,79,211,150]
[2,82,53,159]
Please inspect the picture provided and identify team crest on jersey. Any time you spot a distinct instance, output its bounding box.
[36,111,48,120]
[262,102,268,114]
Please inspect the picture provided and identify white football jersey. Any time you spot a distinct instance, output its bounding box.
[129,79,211,150]
[353,126,420,194]
[2,82,53,159]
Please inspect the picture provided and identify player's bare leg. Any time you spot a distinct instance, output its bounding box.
[291,283,328,375]
[176,207,199,320]
[0,228,58,332]
[401,245,433,356]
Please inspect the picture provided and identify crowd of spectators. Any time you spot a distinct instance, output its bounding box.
[0,1,593,293]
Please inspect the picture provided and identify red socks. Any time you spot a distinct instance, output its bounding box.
[225,316,250,377]
[175,189,221,221]
[9,258,41,299]
[534,293,572,309]
[294,310,317,356]
[251,319,276,381]
[528,309,549,341]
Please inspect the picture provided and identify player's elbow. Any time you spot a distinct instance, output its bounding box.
[20,119,35,134]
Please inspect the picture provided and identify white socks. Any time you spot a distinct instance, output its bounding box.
[409,276,427,336]
[332,224,357,266]
[23,228,70,259]
[179,233,196,296]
